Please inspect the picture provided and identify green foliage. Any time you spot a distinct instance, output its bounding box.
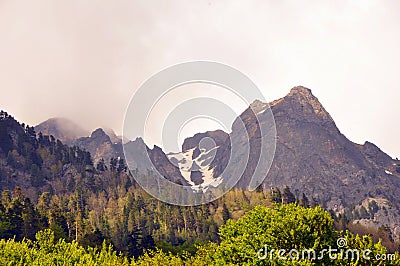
[209,204,338,265]
[0,206,398,265]
[206,204,397,265]
[132,249,185,266]
[0,229,128,266]
[335,231,389,265]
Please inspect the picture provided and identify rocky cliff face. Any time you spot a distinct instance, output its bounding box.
[147,145,191,186]
[123,138,190,186]
[182,130,229,158]
[73,128,123,165]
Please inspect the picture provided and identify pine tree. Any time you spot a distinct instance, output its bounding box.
[299,193,310,208]
[222,203,230,223]
[96,158,107,171]
[270,187,282,203]
[282,186,296,204]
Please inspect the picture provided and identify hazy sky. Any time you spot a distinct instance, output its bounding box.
[0,1,399,157]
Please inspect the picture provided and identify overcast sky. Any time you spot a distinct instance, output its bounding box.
[0,1,399,157]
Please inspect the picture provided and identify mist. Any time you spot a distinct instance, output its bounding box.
[0,0,400,157]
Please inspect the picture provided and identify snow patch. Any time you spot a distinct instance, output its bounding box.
[167,146,222,191]
[167,148,195,186]
[257,109,265,115]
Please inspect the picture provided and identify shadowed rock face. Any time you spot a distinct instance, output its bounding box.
[73,128,123,165]
[122,138,190,186]
[146,145,190,186]
[182,130,229,158]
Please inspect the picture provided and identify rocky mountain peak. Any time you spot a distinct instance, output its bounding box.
[271,86,334,124]
[288,85,313,96]
[249,99,269,114]
[35,117,89,145]
[151,145,163,152]
[73,128,120,164]
[182,130,229,158]
[362,141,394,166]
[103,127,121,144]
[90,128,110,142]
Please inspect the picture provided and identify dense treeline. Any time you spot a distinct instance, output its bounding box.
[0,183,274,256]
[0,205,399,265]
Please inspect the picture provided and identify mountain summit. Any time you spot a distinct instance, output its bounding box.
[35,117,89,145]
[74,128,122,164]
[270,85,335,124]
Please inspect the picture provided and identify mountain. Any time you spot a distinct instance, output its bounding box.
[35,118,124,165]
[151,86,400,235]
[73,128,123,165]
[10,86,400,236]
[0,111,95,201]
[35,117,89,145]
[260,87,400,234]
[216,87,400,234]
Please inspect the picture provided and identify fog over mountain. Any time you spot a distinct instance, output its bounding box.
[35,118,89,145]
[1,1,400,157]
